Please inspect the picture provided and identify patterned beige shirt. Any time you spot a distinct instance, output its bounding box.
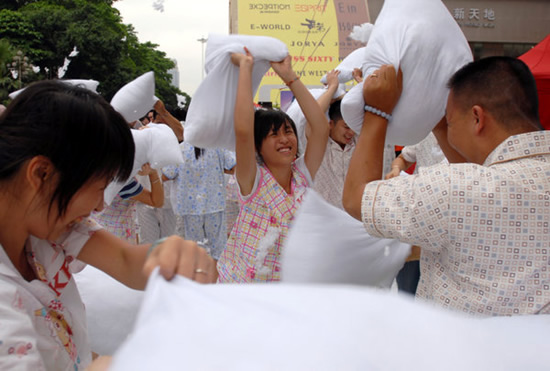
[313,138,355,209]
[362,131,550,316]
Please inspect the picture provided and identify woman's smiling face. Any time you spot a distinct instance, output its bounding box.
[259,122,298,167]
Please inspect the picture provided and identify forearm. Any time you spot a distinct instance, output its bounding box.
[343,112,388,220]
[233,61,256,194]
[291,79,329,136]
[316,82,339,113]
[78,230,150,290]
[156,109,184,142]
[148,171,164,207]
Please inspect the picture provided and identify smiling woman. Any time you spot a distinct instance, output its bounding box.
[0,80,216,370]
[216,50,330,283]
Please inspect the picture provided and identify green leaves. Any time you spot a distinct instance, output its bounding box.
[0,0,187,107]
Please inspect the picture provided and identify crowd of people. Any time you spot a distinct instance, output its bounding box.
[0,40,548,369]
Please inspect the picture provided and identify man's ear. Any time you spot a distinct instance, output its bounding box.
[471,105,485,135]
[26,156,54,192]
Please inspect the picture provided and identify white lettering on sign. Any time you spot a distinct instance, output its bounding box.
[484,8,496,21]
[453,8,465,20]
[453,7,496,28]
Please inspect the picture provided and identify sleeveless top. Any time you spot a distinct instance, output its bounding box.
[217,160,310,283]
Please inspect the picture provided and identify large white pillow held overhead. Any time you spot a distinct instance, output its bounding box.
[110,71,156,124]
[341,0,472,146]
[185,34,288,151]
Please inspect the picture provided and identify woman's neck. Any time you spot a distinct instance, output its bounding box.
[0,196,33,279]
[266,163,293,194]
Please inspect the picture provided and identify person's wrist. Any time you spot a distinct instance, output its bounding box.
[364,104,392,121]
[284,75,300,87]
[240,60,253,69]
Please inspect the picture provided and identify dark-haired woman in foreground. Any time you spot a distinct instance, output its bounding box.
[0,81,215,370]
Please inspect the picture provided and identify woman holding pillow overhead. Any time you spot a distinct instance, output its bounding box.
[217,49,330,283]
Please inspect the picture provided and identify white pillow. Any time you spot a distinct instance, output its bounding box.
[285,87,345,155]
[74,266,143,356]
[63,79,100,93]
[281,190,410,287]
[110,71,156,123]
[320,47,366,84]
[349,22,374,44]
[184,34,288,151]
[8,79,100,99]
[111,271,550,371]
[340,0,472,146]
[104,124,183,204]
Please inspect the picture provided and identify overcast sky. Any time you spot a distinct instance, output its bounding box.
[113,0,230,96]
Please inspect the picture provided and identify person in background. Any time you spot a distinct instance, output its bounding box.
[312,70,356,210]
[93,163,163,244]
[136,102,184,244]
[163,144,235,267]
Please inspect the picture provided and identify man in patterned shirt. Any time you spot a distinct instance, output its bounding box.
[343,57,549,316]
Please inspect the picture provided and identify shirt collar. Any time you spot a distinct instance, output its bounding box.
[0,244,21,279]
[483,131,550,166]
[328,137,355,152]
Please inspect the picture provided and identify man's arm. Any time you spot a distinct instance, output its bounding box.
[154,100,184,142]
[343,65,403,220]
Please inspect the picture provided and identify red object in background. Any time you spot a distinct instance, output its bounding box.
[518,34,550,130]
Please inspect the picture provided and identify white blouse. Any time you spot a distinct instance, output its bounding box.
[0,218,100,370]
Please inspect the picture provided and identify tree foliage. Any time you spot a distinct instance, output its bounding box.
[0,0,187,108]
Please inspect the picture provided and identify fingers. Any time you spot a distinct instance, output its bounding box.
[190,248,217,284]
[231,47,253,67]
[362,64,403,114]
[326,69,340,86]
[143,236,217,284]
[397,67,403,91]
[385,168,399,180]
[142,236,179,279]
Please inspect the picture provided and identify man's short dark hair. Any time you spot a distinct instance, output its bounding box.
[447,56,541,131]
[328,99,343,122]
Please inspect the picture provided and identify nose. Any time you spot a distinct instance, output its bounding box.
[279,133,291,144]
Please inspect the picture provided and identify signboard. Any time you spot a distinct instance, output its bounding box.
[232,0,370,105]
[451,6,496,29]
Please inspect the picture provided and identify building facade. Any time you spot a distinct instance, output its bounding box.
[367,0,550,59]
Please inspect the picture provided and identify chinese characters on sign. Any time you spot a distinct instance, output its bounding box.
[453,7,496,28]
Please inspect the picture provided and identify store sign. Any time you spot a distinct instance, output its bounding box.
[236,0,369,103]
[452,7,496,28]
